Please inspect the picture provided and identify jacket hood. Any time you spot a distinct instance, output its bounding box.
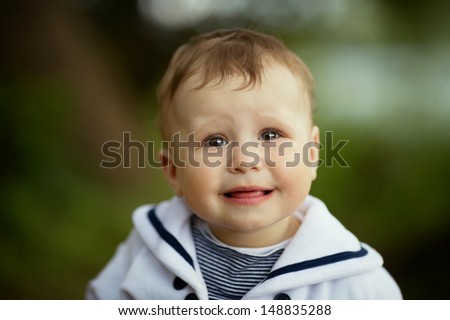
[132,195,384,298]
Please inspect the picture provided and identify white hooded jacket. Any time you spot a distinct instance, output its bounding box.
[86,195,402,300]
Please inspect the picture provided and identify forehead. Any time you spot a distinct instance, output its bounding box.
[175,64,308,104]
[189,60,302,88]
[169,65,311,132]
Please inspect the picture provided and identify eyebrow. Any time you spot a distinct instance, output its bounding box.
[189,118,231,137]
[255,114,306,131]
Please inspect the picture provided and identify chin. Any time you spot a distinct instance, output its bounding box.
[230,218,277,233]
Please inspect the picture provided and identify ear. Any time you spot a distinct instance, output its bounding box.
[159,149,183,196]
[309,125,320,181]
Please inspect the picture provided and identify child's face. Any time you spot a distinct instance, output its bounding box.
[162,65,319,247]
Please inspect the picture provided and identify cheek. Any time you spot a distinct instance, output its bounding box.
[280,166,311,190]
[177,165,220,197]
[268,142,303,169]
[283,167,312,211]
[270,145,314,196]
[176,167,223,220]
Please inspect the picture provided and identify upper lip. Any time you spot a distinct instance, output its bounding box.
[222,186,272,194]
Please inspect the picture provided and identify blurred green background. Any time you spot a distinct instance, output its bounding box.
[1,0,449,299]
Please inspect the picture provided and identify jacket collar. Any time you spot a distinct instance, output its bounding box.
[244,196,382,297]
[132,198,207,297]
[132,195,382,298]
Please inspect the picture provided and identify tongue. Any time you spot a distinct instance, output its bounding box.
[230,190,265,198]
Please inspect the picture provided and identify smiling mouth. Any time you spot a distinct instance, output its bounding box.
[223,190,273,199]
[222,185,275,202]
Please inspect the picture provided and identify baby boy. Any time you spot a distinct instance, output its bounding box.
[87,28,402,300]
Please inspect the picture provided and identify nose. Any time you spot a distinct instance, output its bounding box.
[226,141,263,173]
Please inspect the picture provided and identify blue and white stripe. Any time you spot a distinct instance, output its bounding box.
[192,227,284,300]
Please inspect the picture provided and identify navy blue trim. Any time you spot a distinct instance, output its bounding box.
[148,207,195,269]
[265,247,368,281]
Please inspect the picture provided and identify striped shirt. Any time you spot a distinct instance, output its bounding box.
[192,220,288,300]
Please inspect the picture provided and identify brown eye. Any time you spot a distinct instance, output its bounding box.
[203,136,227,147]
[260,130,280,141]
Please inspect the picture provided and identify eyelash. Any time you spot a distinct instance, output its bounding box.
[201,129,283,147]
[202,134,228,147]
[259,129,282,141]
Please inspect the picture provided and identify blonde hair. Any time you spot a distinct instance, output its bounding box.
[157,28,315,140]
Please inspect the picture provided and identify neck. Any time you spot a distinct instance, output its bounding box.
[208,216,300,248]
